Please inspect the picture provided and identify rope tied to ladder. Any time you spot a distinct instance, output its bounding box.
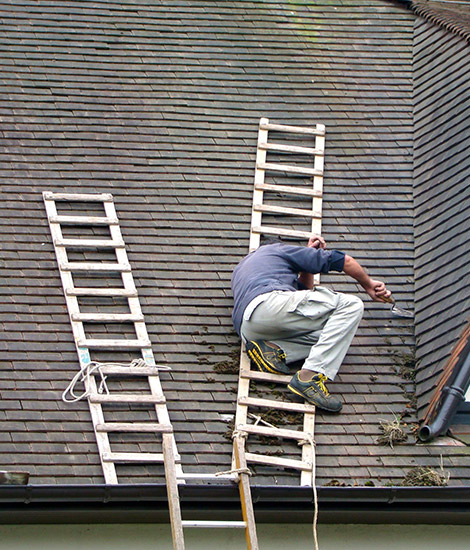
[247,414,319,550]
[298,433,319,550]
[62,359,171,403]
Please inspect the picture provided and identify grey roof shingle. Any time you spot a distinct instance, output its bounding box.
[0,0,469,488]
[413,16,470,416]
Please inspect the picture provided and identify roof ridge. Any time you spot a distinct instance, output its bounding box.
[410,1,470,42]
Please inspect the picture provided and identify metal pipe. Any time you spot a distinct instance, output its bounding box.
[419,348,470,442]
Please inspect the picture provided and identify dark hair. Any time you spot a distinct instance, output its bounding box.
[259,235,283,247]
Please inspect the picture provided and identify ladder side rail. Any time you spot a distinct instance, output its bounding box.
[162,433,185,550]
[312,129,325,287]
[231,116,269,470]
[233,436,259,550]
[43,195,118,484]
[249,117,269,253]
[104,199,185,478]
[300,412,315,486]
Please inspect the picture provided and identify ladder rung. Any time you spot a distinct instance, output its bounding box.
[182,521,246,529]
[60,262,131,272]
[237,423,309,441]
[258,142,323,156]
[78,338,152,349]
[245,452,312,471]
[252,226,315,240]
[71,313,144,323]
[54,238,125,248]
[89,394,166,404]
[102,452,165,463]
[49,215,119,225]
[253,203,321,218]
[96,422,173,433]
[43,192,113,202]
[257,162,322,177]
[177,473,238,481]
[259,121,325,136]
[98,365,162,376]
[66,287,138,297]
[238,396,316,414]
[255,182,323,198]
[240,367,291,385]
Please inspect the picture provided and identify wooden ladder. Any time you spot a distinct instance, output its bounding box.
[43,192,185,546]
[43,191,258,550]
[234,117,325,497]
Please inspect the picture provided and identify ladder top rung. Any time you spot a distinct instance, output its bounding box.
[66,288,138,297]
[54,238,125,248]
[96,422,173,433]
[49,215,119,225]
[260,121,325,136]
[71,313,144,322]
[78,338,152,349]
[89,394,166,404]
[43,192,113,202]
[252,226,317,240]
[60,262,131,272]
[182,521,246,529]
[255,183,323,198]
[238,396,316,414]
[258,142,323,156]
[257,161,323,177]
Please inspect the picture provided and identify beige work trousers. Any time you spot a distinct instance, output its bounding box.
[240,286,364,380]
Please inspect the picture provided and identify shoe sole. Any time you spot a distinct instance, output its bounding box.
[287,383,342,413]
[246,342,287,375]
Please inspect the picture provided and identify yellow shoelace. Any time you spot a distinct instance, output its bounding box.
[316,374,330,396]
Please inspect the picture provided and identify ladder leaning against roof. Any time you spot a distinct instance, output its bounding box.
[234,116,325,498]
[43,192,185,547]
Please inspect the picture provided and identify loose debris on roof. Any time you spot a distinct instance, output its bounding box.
[401,466,449,487]
[377,415,408,447]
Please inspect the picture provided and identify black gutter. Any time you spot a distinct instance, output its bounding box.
[0,485,470,525]
[419,341,470,442]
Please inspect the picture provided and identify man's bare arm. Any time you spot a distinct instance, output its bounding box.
[343,254,391,302]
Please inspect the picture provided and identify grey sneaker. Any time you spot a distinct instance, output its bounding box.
[288,372,342,412]
[245,340,290,375]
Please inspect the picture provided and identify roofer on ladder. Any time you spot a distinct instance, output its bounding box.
[231,236,391,413]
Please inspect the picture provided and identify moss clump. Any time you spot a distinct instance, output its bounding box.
[401,466,449,487]
[213,348,240,374]
[394,350,416,381]
[324,479,347,487]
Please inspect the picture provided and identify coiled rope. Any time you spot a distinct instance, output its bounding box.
[62,359,171,403]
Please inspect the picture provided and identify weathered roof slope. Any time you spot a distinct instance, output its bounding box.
[1,0,469,487]
[413,15,470,416]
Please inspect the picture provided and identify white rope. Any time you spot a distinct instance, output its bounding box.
[62,359,171,403]
[215,467,253,477]
[299,434,319,550]
[247,411,319,547]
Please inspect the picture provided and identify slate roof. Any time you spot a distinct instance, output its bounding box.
[412,9,470,418]
[1,0,470,489]
[410,0,470,41]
